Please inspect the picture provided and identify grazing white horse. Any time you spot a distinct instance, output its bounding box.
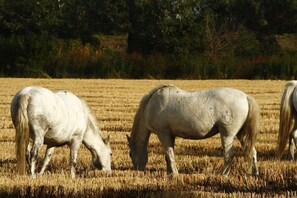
[276,81,297,160]
[127,84,260,176]
[11,86,112,178]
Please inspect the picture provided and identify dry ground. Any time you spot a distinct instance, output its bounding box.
[0,78,296,197]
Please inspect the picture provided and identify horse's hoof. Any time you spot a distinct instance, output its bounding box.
[167,173,179,180]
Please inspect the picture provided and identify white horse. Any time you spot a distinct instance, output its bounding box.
[11,86,112,178]
[276,81,297,160]
[127,84,260,176]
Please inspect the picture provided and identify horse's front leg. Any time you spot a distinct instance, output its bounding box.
[251,147,259,176]
[221,135,235,175]
[26,143,31,164]
[157,132,178,175]
[40,146,55,175]
[237,135,259,176]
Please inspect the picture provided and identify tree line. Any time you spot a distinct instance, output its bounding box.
[0,0,297,79]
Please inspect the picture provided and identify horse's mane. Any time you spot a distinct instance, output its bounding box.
[80,98,107,142]
[130,84,174,144]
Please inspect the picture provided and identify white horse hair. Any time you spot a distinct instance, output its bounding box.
[11,86,112,178]
[276,81,297,160]
[127,84,260,176]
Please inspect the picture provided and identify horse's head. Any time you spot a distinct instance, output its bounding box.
[127,135,148,171]
[92,135,112,171]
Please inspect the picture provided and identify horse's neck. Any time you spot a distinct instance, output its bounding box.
[131,113,151,149]
[83,119,105,153]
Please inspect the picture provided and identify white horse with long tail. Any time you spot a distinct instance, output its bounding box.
[11,86,112,178]
[127,84,260,176]
[276,81,297,160]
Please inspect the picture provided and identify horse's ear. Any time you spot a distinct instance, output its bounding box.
[126,135,131,145]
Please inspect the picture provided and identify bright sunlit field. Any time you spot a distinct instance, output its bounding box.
[0,78,296,197]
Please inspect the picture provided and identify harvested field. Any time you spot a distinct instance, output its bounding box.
[0,78,296,197]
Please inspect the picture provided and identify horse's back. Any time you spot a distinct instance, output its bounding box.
[56,90,84,111]
[55,90,88,125]
[144,86,249,139]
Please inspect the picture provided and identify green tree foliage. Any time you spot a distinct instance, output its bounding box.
[0,0,129,77]
[0,0,61,36]
[260,0,297,34]
[127,0,297,79]
[56,0,128,41]
[128,0,203,54]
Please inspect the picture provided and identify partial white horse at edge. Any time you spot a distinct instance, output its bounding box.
[276,81,297,160]
[127,84,260,176]
[11,86,112,178]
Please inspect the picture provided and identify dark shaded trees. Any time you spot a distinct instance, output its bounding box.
[0,0,297,78]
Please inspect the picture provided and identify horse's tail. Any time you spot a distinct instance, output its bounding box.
[276,81,297,159]
[239,95,260,160]
[14,94,30,175]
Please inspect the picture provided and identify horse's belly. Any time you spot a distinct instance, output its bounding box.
[44,124,83,146]
[170,124,218,139]
[44,136,67,146]
[165,107,217,139]
[44,130,70,146]
[43,109,87,146]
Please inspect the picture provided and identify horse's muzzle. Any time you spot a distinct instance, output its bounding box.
[133,165,145,171]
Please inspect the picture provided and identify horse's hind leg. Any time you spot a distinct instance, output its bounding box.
[289,127,297,160]
[30,135,44,178]
[156,132,178,175]
[220,135,235,175]
[40,146,55,174]
[237,135,259,176]
[289,115,297,160]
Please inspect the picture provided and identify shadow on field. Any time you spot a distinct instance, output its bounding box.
[0,158,15,168]
[150,145,224,157]
[0,188,217,198]
[257,149,277,160]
